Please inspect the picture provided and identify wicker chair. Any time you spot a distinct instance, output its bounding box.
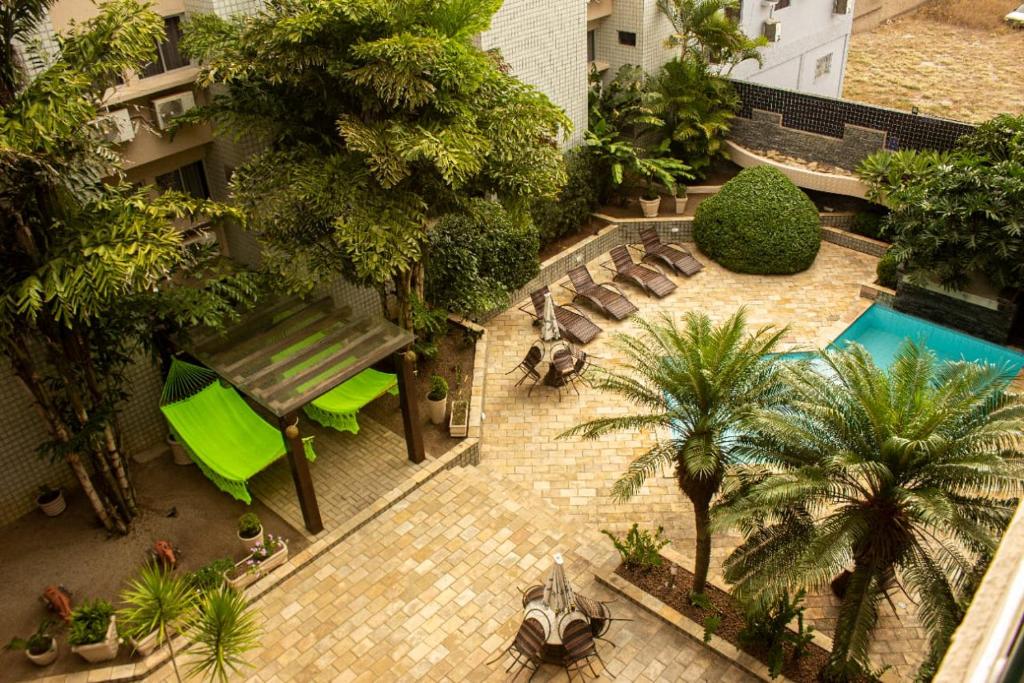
[487,617,546,681]
[639,227,704,277]
[608,245,677,298]
[520,584,545,608]
[551,348,580,401]
[561,618,603,681]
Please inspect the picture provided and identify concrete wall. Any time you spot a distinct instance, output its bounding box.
[480,0,589,145]
[894,282,1018,345]
[591,0,676,82]
[731,0,853,98]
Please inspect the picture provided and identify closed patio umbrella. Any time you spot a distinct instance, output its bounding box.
[543,553,577,614]
[540,291,560,343]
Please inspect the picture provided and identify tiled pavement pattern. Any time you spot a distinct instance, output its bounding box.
[147,242,922,682]
[153,467,754,682]
[481,242,927,679]
[251,417,423,537]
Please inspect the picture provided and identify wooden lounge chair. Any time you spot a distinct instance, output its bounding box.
[609,245,677,298]
[564,266,638,321]
[639,227,704,276]
[519,287,602,346]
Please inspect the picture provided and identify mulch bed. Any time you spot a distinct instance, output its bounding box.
[616,558,866,683]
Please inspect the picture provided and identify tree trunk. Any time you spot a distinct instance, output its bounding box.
[691,499,713,595]
[67,450,126,534]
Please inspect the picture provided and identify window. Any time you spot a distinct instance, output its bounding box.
[617,31,637,46]
[775,0,791,8]
[141,16,186,79]
[814,53,833,79]
[156,161,209,199]
[587,30,596,63]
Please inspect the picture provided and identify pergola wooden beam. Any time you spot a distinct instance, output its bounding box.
[395,350,425,464]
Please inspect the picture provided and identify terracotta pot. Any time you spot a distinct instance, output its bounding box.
[26,638,57,666]
[37,489,66,517]
[224,542,289,591]
[639,197,660,218]
[674,195,688,214]
[167,434,192,466]
[449,400,469,438]
[71,617,119,663]
[427,396,447,425]
[238,527,264,555]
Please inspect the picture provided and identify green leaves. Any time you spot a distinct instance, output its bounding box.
[186,587,261,683]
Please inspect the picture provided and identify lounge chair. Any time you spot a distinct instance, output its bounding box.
[564,266,638,321]
[608,245,677,298]
[639,227,704,276]
[519,287,602,346]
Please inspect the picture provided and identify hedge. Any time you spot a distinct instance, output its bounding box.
[693,166,821,274]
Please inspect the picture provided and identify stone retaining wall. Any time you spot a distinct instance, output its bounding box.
[894,281,1018,344]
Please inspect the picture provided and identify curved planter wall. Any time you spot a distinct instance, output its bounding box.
[725,141,870,199]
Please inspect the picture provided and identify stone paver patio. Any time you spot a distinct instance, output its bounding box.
[147,240,926,682]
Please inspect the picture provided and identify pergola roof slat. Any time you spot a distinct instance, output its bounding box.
[240,318,367,387]
[220,300,337,375]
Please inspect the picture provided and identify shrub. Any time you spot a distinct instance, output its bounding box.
[849,208,888,241]
[602,523,670,571]
[426,199,540,317]
[427,375,448,401]
[693,166,821,274]
[738,590,815,678]
[531,149,600,246]
[68,599,114,646]
[876,250,899,289]
[237,512,261,538]
[188,558,234,594]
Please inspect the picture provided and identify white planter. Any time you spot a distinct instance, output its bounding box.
[639,197,660,218]
[224,542,289,591]
[238,527,264,555]
[167,434,192,466]
[129,629,160,657]
[71,617,119,663]
[427,396,447,425]
[674,195,688,214]
[37,490,66,517]
[449,400,469,438]
[26,639,57,666]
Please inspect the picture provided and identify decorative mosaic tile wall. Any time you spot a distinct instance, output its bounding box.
[731,79,976,151]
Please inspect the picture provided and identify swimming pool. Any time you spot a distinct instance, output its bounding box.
[784,305,1024,375]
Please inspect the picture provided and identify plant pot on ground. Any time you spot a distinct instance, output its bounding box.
[237,512,263,554]
[638,186,661,218]
[449,399,469,438]
[674,187,688,215]
[426,374,448,426]
[167,432,192,466]
[6,620,58,666]
[69,600,119,663]
[36,486,66,517]
[224,535,289,591]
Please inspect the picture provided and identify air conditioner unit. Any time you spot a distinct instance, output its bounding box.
[833,0,852,14]
[762,18,782,42]
[152,91,196,130]
[95,108,134,144]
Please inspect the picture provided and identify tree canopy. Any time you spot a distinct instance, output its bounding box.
[182,0,570,327]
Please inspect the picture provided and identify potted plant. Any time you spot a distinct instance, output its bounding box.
[237,512,263,553]
[638,183,661,218]
[36,485,66,517]
[6,620,58,666]
[119,563,195,666]
[224,534,289,591]
[69,599,119,663]
[167,431,192,466]
[448,365,468,438]
[426,374,448,426]
[674,184,688,214]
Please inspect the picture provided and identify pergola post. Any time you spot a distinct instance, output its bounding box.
[395,350,425,464]
[280,413,323,534]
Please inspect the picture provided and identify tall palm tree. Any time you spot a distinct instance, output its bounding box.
[657,0,766,72]
[561,309,787,594]
[715,342,1024,677]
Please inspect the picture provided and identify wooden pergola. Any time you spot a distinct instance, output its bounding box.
[186,296,423,534]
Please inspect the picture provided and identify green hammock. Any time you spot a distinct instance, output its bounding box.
[303,368,399,434]
[160,359,316,504]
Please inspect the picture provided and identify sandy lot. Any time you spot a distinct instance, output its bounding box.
[843,0,1024,123]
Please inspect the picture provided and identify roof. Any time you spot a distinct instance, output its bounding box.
[186,296,414,417]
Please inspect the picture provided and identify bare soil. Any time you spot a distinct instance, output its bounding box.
[843,0,1024,123]
[363,321,476,457]
[616,559,872,683]
[0,455,306,683]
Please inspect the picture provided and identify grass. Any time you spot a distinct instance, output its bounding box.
[843,0,1024,123]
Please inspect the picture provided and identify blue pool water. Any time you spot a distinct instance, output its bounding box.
[782,305,1024,375]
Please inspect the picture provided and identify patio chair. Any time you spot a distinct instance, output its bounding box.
[551,348,581,401]
[520,584,546,608]
[487,617,546,681]
[575,593,630,647]
[572,351,600,385]
[608,245,677,298]
[564,266,638,321]
[639,227,704,277]
[519,287,602,346]
[561,618,604,681]
[507,346,543,394]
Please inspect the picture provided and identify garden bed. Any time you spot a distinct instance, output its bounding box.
[615,558,869,683]
[538,216,609,261]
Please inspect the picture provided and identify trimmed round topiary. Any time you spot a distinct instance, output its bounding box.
[693,166,821,274]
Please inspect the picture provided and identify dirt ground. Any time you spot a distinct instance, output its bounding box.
[363,322,476,458]
[843,0,1024,123]
[0,454,306,683]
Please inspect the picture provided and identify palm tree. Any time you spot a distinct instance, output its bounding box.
[187,586,261,683]
[561,309,787,594]
[119,564,197,682]
[715,342,1024,677]
[657,0,766,72]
